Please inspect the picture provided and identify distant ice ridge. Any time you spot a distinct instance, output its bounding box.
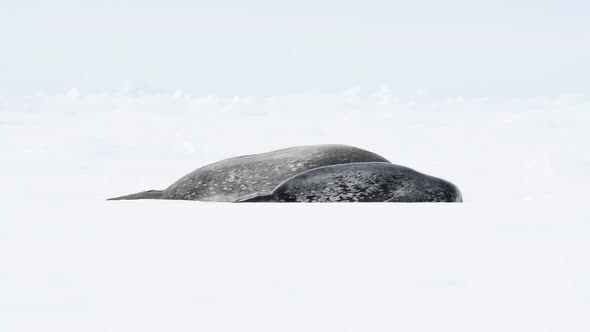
[1,88,587,115]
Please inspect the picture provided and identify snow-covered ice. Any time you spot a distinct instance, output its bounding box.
[1,92,589,331]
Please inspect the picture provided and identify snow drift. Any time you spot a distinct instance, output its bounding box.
[1,91,589,331]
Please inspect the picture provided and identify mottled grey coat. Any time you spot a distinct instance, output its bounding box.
[108,144,390,202]
[238,162,462,203]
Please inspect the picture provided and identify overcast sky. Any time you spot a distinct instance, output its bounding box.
[1,0,588,96]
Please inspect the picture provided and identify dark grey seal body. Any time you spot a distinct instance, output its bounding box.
[108,145,390,202]
[238,162,462,203]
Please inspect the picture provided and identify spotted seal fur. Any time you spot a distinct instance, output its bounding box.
[237,162,462,203]
[108,144,390,202]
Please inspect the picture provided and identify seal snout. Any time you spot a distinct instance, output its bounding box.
[454,189,463,202]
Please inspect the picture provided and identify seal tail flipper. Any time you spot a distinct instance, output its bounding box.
[107,190,164,200]
[234,194,275,203]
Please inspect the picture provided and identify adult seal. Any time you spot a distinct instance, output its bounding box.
[108,144,390,202]
[237,162,462,203]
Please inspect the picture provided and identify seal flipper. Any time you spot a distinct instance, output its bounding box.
[234,193,275,203]
[107,190,164,200]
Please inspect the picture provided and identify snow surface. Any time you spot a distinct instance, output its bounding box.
[1,92,589,331]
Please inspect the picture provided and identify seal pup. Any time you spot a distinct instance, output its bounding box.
[237,162,462,203]
[108,144,390,202]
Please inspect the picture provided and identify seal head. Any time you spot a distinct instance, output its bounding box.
[237,162,462,203]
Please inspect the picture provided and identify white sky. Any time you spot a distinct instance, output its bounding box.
[1,0,588,96]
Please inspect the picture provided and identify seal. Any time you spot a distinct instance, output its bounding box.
[108,144,390,202]
[237,162,462,203]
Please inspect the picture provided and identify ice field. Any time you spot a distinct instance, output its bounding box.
[1,91,589,331]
